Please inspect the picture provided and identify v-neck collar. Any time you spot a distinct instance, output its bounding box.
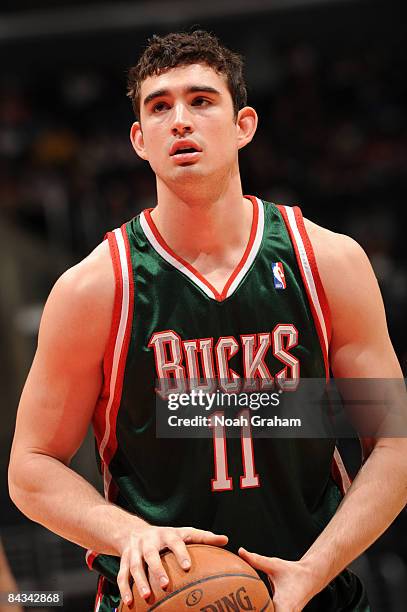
[139,195,265,302]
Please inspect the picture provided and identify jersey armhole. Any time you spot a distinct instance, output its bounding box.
[292,207,332,342]
[276,206,351,492]
[277,204,332,379]
[102,230,125,396]
[92,225,134,498]
[86,226,134,581]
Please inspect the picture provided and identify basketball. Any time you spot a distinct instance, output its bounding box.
[119,544,273,611]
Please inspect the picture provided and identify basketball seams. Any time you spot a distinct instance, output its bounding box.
[160,543,257,571]
[139,545,268,611]
[147,572,263,610]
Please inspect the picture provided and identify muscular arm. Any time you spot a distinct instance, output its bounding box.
[240,222,407,610]
[298,223,407,599]
[8,240,137,555]
[8,239,227,605]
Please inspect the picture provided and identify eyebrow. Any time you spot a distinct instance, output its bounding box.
[143,85,221,106]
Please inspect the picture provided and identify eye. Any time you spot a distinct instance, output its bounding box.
[152,101,169,113]
[192,97,210,107]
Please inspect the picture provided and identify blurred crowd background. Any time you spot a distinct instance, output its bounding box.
[0,0,406,610]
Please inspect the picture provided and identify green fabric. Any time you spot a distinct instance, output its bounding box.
[91,201,367,610]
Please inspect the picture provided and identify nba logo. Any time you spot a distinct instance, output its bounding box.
[272,262,286,289]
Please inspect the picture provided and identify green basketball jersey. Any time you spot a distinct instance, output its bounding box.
[87,197,368,611]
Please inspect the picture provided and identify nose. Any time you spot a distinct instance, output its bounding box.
[171,102,193,136]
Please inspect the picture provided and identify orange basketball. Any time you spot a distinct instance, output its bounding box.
[119,544,273,611]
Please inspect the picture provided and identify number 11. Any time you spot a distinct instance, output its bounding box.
[210,409,260,491]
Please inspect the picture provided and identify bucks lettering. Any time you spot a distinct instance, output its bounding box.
[149,324,299,397]
[91,201,355,609]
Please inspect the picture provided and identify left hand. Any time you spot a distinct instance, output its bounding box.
[238,548,318,612]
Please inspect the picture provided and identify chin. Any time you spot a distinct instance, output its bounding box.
[171,164,207,180]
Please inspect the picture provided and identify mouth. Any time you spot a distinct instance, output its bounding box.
[169,144,202,165]
[170,140,202,157]
[171,147,199,156]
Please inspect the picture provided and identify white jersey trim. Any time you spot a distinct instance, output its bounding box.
[99,227,130,498]
[140,211,215,298]
[225,197,265,298]
[140,197,264,301]
[282,205,329,357]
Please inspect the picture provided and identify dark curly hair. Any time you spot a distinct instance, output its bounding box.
[127,30,247,120]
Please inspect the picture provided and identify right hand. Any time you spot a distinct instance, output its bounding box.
[117,525,228,606]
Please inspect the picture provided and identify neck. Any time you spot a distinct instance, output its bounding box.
[151,174,252,260]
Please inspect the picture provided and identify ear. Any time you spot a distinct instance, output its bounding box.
[130,122,148,160]
[236,106,258,150]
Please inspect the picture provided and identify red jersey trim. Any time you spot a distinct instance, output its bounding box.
[86,549,99,571]
[87,226,134,578]
[141,196,262,301]
[293,207,332,344]
[91,231,122,485]
[143,208,222,300]
[221,195,259,299]
[92,225,134,499]
[277,205,331,380]
[93,575,105,611]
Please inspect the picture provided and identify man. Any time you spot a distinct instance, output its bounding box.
[8,30,407,611]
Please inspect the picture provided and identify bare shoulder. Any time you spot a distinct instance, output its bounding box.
[10,240,116,466]
[39,239,115,362]
[303,219,402,379]
[303,216,389,351]
[304,217,368,267]
[303,216,384,336]
[303,217,375,292]
[55,239,114,305]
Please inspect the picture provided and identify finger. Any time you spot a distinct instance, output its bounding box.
[179,527,228,546]
[165,535,191,570]
[117,551,133,607]
[129,557,151,600]
[238,547,274,572]
[143,546,169,589]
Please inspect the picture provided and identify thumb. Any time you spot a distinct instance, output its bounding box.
[238,547,277,573]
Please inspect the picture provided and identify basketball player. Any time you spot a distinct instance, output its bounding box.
[8,31,407,611]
